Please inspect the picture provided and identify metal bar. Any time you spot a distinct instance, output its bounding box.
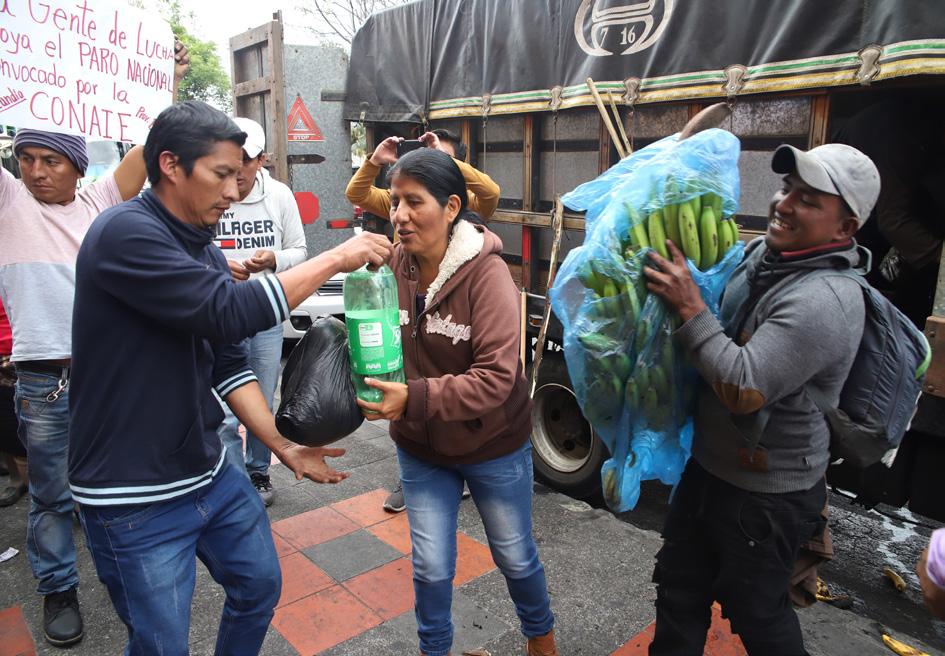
[521,115,540,292]
[461,120,472,163]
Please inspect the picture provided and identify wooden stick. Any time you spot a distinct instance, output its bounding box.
[530,197,565,397]
[587,77,627,159]
[607,91,632,155]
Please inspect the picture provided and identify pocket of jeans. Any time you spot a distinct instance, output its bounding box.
[96,503,157,530]
[738,497,774,545]
[14,376,61,419]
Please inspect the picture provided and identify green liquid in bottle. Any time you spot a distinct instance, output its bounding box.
[343,265,405,405]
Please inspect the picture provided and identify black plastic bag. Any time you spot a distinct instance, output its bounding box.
[275,316,363,446]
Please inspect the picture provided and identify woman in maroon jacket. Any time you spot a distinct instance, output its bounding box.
[359,148,558,656]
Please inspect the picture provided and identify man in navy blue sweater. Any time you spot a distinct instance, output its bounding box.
[68,101,393,654]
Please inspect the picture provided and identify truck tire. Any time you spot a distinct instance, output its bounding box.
[530,353,609,499]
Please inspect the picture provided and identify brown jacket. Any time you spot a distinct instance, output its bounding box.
[345,159,500,220]
[390,220,531,464]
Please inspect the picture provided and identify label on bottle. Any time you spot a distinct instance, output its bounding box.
[346,308,403,375]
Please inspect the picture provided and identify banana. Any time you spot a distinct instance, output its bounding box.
[699,206,719,270]
[602,279,619,298]
[883,567,907,593]
[717,217,735,258]
[626,203,650,249]
[625,377,639,413]
[677,201,701,265]
[882,634,930,656]
[647,210,669,258]
[634,316,651,355]
[624,284,641,324]
[663,203,682,249]
[660,335,674,378]
[690,192,702,220]
[650,365,669,400]
[725,217,740,244]
[602,468,618,504]
[643,385,660,424]
[634,366,650,394]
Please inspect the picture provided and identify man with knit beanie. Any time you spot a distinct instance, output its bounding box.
[642,143,881,655]
[0,41,190,648]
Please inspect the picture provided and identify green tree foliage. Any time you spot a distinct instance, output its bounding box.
[132,0,231,111]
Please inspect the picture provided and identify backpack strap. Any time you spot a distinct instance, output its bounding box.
[728,264,864,457]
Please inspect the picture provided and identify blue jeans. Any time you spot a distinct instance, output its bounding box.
[217,325,283,476]
[79,460,281,656]
[14,369,78,596]
[397,442,554,656]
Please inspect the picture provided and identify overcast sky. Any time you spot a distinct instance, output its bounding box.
[153,1,334,73]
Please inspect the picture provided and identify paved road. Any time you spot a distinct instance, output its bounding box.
[607,480,945,653]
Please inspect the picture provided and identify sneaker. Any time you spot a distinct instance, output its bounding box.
[250,472,274,507]
[462,483,471,499]
[43,587,83,647]
[383,484,406,513]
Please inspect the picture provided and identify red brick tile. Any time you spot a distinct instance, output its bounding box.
[610,621,654,655]
[271,506,359,551]
[343,557,415,620]
[272,531,296,558]
[277,552,335,608]
[0,605,36,656]
[454,532,496,586]
[331,488,397,527]
[610,604,746,656]
[366,512,412,554]
[272,585,382,654]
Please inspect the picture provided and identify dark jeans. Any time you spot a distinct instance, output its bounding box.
[650,461,826,656]
[80,461,281,655]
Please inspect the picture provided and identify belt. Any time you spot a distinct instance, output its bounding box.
[15,361,71,378]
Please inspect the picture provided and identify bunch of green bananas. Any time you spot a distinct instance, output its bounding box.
[625,191,740,271]
[625,330,678,431]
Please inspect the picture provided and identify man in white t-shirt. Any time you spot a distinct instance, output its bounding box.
[214,117,307,506]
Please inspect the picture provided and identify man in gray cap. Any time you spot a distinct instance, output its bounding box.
[0,42,190,649]
[642,144,880,655]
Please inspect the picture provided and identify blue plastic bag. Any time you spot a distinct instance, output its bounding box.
[549,128,745,512]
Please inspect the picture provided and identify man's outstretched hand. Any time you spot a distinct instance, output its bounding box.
[277,443,349,484]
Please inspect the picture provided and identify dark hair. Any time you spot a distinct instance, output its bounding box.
[387,148,482,227]
[144,101,247,185]
[432,128,467,161]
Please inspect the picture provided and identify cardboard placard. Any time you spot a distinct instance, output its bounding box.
[0,0,174,143]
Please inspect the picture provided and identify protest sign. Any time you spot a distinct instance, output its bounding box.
[0,0,175,143]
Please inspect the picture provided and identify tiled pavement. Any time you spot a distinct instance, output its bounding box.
[0,417,920,655]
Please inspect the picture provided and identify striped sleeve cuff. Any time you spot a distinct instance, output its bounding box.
[216,370,259,398]
[257,274,290,324]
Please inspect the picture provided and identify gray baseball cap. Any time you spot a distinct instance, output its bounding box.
[772,143,881,226]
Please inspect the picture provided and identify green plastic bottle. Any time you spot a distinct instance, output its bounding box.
[343,265,405,406]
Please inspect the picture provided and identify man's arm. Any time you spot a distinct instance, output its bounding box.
[225,382,349,483]
[456,158,500,219]
[644,242,863,414]
[112,40,190,201]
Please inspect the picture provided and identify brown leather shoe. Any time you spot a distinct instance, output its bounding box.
[526,629,560,656]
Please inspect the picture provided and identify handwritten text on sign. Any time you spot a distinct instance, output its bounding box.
[0,0,174,143]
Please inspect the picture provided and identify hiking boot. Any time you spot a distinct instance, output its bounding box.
[43,587,83,647]
[383,484,406,513]
[250,472,274,507]
[526,629,560,656]
[0,482,27,507]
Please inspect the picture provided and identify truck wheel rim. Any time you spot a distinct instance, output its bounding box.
[531,382,595,474]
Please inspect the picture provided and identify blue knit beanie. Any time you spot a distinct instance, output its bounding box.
[13,129,89,174]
